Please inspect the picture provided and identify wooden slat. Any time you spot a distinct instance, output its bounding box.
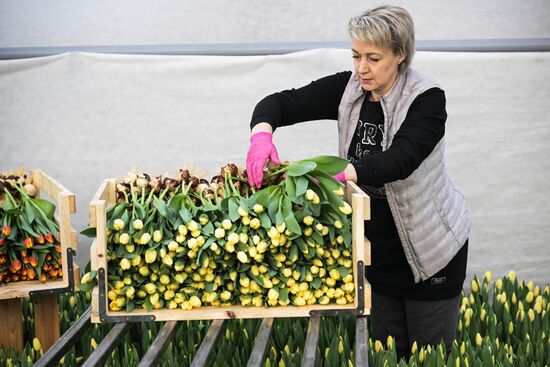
[34,295,60,352]
[301,316,321,367]
[0,298,23,352]
[247,318,274,367]
[345,181,370,220]
[190,319,225,367]
[364,282,372,312]
[92,201,108,271]
[91,287,101,323]
[137,321,180,367]
[73,264,81,288]
[88,179,113,228]
[32,170,76,213]
[81,322,133,367]
[364,239,371,266]
[101,303,357,321]
[34,307,92,367]
[71,227,78,250]
[355,316,369,367]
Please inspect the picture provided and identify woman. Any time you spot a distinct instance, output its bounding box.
[245,5,470,360]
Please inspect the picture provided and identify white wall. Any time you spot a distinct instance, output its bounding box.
[1,0,549,48]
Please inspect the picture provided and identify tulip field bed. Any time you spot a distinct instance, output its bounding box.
[85,159,371,322]
[0,272,547,366]
[1,168,79,353]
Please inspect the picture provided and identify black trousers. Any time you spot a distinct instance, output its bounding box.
[370,291,461,360]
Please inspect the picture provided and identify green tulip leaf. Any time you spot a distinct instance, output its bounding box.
[285,161,317,177]
[303,155,348,175]
[80,227,97,238]
[32,198,56,219]
[295,176,309,197]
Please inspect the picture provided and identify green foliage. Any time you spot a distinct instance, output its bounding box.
[0,271,548,366]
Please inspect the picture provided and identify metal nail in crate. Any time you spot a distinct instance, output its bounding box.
[89,178,371,323]
[0,168,79,352]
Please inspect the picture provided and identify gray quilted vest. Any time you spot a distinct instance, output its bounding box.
[338,69,470,283]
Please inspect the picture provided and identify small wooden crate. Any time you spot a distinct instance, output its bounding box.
[89,178,370,323]
[0,168,79,299]
[0,168,79,352]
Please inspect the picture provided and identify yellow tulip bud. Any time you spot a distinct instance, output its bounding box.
[268,288,279,300]
[471,279,479,293]
[386,335,394,349]
[33,337,42,352]
[374,340,383,353]
[150,293,160,306]
[480,308,486,322]
[119,233,130,245]
[144,283,157,294]
[187,220,199,232]
[162,255,173,267]
[214,228,225,239]
[224,242,235,253]
[339,201,352,215]
[113,219,125,231]
[125,286,135,299]
[329,269,341,280]
[140,232,151,245]
[250,218,261,229]
[411,341,418,354]
[508,270,516,282]
[198,214,209,225]
[132,219,143,230]
[119,258,131,270]
[152,229,163,243]
[227,232,239,245]
[167,240,178,251]
[303,216,314,226]
[139,266,150,276]
[312,192,320,204]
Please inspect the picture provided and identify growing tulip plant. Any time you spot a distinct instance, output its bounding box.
[0,172,63,285]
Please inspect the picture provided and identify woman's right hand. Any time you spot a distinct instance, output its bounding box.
[246,124,281,189]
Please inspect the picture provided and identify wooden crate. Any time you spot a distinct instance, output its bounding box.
[0,168,79,299]
[89,178,370,323]
[0,168,79,352]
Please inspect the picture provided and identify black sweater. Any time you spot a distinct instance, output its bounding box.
[251,71,467,300]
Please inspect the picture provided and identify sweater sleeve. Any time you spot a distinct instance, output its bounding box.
[351,88,447,186]
[250,71,352,130]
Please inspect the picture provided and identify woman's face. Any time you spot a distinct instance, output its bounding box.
[351,38,403,101]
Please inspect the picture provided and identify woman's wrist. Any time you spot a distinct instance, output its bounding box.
[344,163,357,183]
[251,122,273,135]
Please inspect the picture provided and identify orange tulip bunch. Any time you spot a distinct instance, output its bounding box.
[0,173,63,284]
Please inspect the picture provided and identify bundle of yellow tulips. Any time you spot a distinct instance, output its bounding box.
[89,156,356,312]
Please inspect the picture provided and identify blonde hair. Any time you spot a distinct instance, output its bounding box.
[348,5,415,73]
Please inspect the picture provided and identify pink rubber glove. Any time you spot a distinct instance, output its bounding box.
[333,171,346,183]
[246,131,281,188]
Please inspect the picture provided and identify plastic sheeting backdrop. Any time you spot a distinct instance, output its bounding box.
[0,49,549,285]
